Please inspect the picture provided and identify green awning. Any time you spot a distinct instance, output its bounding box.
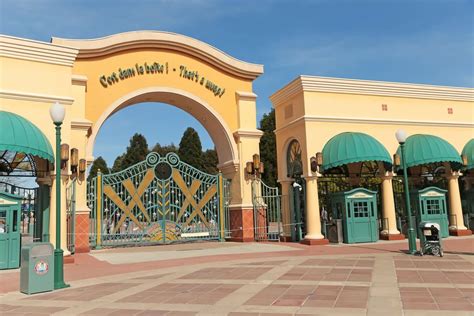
[322,132,392,171]
[462,139,474,170]
[0,111,54,162]
[396,134,462,169]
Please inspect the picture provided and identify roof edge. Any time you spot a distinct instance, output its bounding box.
[270,75,474,106]
[52,30,264,80]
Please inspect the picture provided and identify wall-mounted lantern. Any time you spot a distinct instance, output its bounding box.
[246,153,264,179]
[79,159,86,174]
[70,148,79,173]
[393,153,401,167]
[310,152,323,173]
[60,143,69,170]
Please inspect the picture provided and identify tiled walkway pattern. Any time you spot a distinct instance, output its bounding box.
[394,255,474,312]
[245,284,369,308]
[1,252,473,315]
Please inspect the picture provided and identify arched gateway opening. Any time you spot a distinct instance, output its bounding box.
[51,31,264,250]
[88,87,238,168]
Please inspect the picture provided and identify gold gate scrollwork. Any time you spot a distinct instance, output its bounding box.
[104,169,155,233]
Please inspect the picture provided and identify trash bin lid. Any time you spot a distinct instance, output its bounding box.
[29,242,54,257]
[419,221,441,230]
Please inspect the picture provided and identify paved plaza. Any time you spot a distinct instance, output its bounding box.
[0,237,473,315]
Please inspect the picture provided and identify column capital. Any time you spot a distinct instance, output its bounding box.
[381,171,396,180]
[303,173,321,180]
[446,170,462,180]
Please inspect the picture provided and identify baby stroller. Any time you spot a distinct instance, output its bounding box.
[419,222,443,257]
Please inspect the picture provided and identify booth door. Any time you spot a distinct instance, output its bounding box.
[0,206,21,269]
[347,200,378,243]
[420,197,449,238]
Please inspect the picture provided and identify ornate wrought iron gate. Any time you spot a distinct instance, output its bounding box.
[87,153,229,247]
[252,180,282,241]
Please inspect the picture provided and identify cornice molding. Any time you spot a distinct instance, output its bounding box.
[52,31,264,80]
[72,75,88,86]
[233,129,264,140]
[275,115,474,133]
[217,160,239,175]
[236,91,258,101]
[270,75,474,106]
[71,119,93,130]
[0,89,74,105]
[0,34,78,67]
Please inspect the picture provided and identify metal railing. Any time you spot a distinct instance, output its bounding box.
[252,179,282,241]
[66,179,76,254]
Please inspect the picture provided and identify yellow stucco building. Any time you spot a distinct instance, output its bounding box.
[271,76,473,244]
[0,31,473,266]
[1,31,264,261]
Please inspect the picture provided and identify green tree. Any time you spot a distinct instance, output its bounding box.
[259,108,277,187]
[152,142,178,156]
[202,148,218,174]
[88,156,109,181]
[178,127,203,169]
[111,153,125,173]
[121,133,149,170]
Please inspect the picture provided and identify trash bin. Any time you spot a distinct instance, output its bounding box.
[20,242,54,294]
[418,222,443,257]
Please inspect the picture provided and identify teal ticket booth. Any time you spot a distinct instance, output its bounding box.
[0,192,22,269]
[331,188,378,243]
[413,187,449,238]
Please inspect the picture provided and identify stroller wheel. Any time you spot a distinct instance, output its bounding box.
[432,247,440,256]
[419,250,424,256]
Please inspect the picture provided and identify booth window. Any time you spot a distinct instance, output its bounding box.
[426,200,441,215]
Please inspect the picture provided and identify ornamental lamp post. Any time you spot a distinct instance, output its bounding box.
[395,129,417,255]
[49,101,69,289]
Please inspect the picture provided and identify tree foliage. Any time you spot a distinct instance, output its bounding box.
[105,128,220,175]
[120,133,149,170]
[178,127,203,169]
[152,142,178,157]
[259,108,277,187]
[202,148,219,174]
[111,154,125,173]
[88,156,109,181]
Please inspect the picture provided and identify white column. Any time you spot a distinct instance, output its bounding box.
[380,172,402,237]
[303,175,326,243]
[447,171,469,232]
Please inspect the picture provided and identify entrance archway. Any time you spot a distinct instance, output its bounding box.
[51,31,264,248]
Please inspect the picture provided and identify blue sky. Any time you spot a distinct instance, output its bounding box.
[1,0,473,166]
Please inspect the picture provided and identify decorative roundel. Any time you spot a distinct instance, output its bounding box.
[146,152,160,167]
[166,152,180,167]
[154,162,172,180]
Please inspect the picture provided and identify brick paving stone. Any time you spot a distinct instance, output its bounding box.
[400,286,474,311]
[179,267,270,280]
[0,305,67,315]
[402,302,439,310]
[238,260,287,266]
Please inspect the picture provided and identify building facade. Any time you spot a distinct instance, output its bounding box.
[1,32,473,263]
[0,31,264,258]
[271,76,473,244]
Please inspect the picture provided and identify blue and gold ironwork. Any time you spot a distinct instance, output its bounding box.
[87,152,228,246]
